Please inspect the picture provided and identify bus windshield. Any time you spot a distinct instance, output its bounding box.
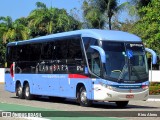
[102,41,148,83]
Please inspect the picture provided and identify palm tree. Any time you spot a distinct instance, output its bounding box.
[96,0,128,30]
[0,16,30,43]
[28,2,49,37]
[0,16,13,29]
[105,0,117,30]
[28,2,59,36]
[83,0,105,29]
[0,16,14,43]
[14,18,31,40]
[28,2,81,37]
[83,0,128,30]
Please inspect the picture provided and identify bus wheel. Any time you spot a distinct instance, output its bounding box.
[78,86,92,107]
[24,83,33,100]
[116,101,129,108]
[16,83,24,99]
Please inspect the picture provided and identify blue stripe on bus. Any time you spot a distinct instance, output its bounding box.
[93,79,149,89]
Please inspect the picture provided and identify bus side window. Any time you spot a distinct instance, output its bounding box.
[9,46,17,62]
[6,46,16,68]
[83,37,98,52]
[30,44,42,61]
[83,37,99,75]
[41,42,55,60]
[17,45,31,61]
[67,37,83,73]
[91,51,101,76]
[55,40,68,60]
[68,38,82,59]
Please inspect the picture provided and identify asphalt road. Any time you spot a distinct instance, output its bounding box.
[0,84,160,120]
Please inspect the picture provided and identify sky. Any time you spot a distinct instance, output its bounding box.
[0,0,127,21]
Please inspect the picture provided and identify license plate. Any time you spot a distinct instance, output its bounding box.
[126,95,134,98]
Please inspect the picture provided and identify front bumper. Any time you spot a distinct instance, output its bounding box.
[93,85,148,101]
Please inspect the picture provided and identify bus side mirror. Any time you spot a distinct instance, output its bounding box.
[90,45,106,64]
[145,48,157,64]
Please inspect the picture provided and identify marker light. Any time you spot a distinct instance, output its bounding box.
[142,85,149,90]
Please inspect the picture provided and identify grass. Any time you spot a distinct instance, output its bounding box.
[149,82,160,95]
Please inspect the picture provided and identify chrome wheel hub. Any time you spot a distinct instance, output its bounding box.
[25,87,29,97]
[81,90,87,103]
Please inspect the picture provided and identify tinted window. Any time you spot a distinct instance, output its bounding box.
[7,46,17,62]
[7,36,85,74]
[103,42,125,52]
[28,44,42,61]
[52,36,83,60]
[41,42,55,60]
[83,37,98,52]
[68,37,82,59]
[55,40,68,59]
[13,44,42,62]
[16,45,30,61]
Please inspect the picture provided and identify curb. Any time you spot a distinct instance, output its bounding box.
[147,98,160,101]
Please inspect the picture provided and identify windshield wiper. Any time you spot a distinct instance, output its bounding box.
[118,64,128,82]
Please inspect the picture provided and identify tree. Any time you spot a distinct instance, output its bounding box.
[126,0,151,18]
[82,0,105,29]
[0,16,13,42]
[0,40,6,67]
[27,2,50,37]
[28,2,81,37]
[0,16,30,43]
[82,0,127,30]
[130,0,160,54]
[0,16,12,65]
[55,9,81,32]
[97,0,118,30]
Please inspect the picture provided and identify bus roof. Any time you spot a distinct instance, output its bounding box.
[7,29,141,46]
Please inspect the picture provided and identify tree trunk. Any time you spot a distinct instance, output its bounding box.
[109,17,112,30]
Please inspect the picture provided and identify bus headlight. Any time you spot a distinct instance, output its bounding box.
[100,83,115,90]
[106,85,114,90]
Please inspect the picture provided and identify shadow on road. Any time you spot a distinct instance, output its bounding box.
[10,95,158,110]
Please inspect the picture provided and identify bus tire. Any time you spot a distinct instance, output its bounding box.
[116,101,129,108]
[78,86,92,107]
[24,83,33,100]
[16,83,24,99]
